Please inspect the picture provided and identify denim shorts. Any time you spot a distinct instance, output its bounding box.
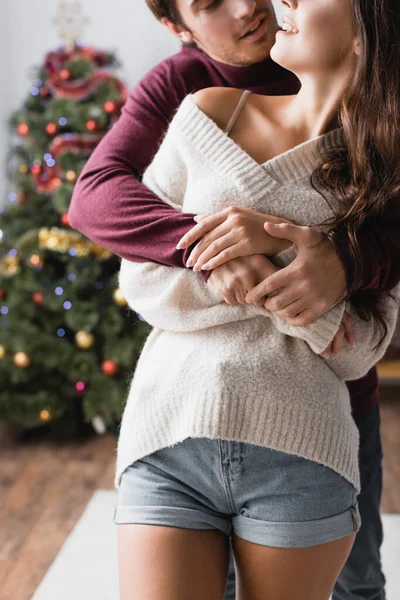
[114,437,361,548]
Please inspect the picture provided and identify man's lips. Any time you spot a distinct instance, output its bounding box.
[240,15,267,39]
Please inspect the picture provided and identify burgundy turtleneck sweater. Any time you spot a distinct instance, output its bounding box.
[69,46,400,418]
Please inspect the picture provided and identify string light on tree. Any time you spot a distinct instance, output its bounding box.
[0,345,6,360]
[92,415,107,435]
[19,164,29,174]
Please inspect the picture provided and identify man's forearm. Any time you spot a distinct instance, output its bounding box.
[69,167,198,268]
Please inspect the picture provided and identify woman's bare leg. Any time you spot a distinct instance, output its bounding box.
[232,532,356,600]
[118,524,231,600]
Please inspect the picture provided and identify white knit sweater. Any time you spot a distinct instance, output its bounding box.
[115,95,400,493]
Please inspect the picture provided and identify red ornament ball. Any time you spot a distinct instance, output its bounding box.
[46,122,58,136]
[18,192,27,205]
[104,101,116,114]
[31,164,41,176]
[61,213,70,227]
[60,69,71,81]
[33,291,44,306]
[102,360,119,377]
[40,85,50,98]
[17,123,29,137]
[86,119,98,132]
[0,289,6,301]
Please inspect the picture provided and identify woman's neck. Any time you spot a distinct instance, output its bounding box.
[281,71,350,138]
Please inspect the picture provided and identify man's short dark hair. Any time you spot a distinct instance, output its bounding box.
[145,0,183,26]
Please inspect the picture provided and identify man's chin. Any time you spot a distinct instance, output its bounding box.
[239,33,276,62]
[235,45,273,67]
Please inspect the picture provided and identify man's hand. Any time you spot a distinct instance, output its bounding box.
[208,254,278,306]
[245,223,348,326]
[176,207,293,271]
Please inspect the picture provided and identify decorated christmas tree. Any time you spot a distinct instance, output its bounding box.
[0,3,150,436]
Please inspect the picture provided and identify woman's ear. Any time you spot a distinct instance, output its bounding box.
[161,17,194,44]
[353,38,361,56]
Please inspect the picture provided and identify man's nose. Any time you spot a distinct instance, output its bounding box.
[231,0,257,20]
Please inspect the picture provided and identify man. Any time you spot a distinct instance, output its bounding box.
[69,1,400,598]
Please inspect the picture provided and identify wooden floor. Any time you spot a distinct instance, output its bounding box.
[0,388,399,600]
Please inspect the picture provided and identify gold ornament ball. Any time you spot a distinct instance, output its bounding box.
[40,410,52,422]
[113,288,128,306]
[75,331,95,349]
[0,345,6,360]
[19,164,29,174]
[65,170,77,183]
[14,352,31,368]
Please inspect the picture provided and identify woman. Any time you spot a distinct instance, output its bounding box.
[114,1,400,598]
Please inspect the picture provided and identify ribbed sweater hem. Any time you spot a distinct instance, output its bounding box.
[115,397,360,494]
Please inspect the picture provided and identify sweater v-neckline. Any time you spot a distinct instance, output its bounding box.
[174,95,345,201]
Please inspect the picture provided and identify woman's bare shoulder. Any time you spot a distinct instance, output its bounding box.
[192,87,245,132]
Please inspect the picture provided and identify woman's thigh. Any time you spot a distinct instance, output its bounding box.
[118,523,230,600]
[232,530,356,600]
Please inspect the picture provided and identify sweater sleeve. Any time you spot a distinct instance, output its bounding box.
[67,60,199,269]
[273,245,400,380]
[323,288,400,381]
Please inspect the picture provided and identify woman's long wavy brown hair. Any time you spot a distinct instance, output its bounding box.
[312,0,400,345]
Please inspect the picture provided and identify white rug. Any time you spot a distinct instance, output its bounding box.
[32,491,400,600]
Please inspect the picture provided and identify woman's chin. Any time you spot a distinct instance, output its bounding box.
[270,45,291,71]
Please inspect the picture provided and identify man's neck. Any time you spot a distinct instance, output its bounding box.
[180,45,300,93]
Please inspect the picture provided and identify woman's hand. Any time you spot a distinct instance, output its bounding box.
[207,254,279,306]
[176,206,293,271]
